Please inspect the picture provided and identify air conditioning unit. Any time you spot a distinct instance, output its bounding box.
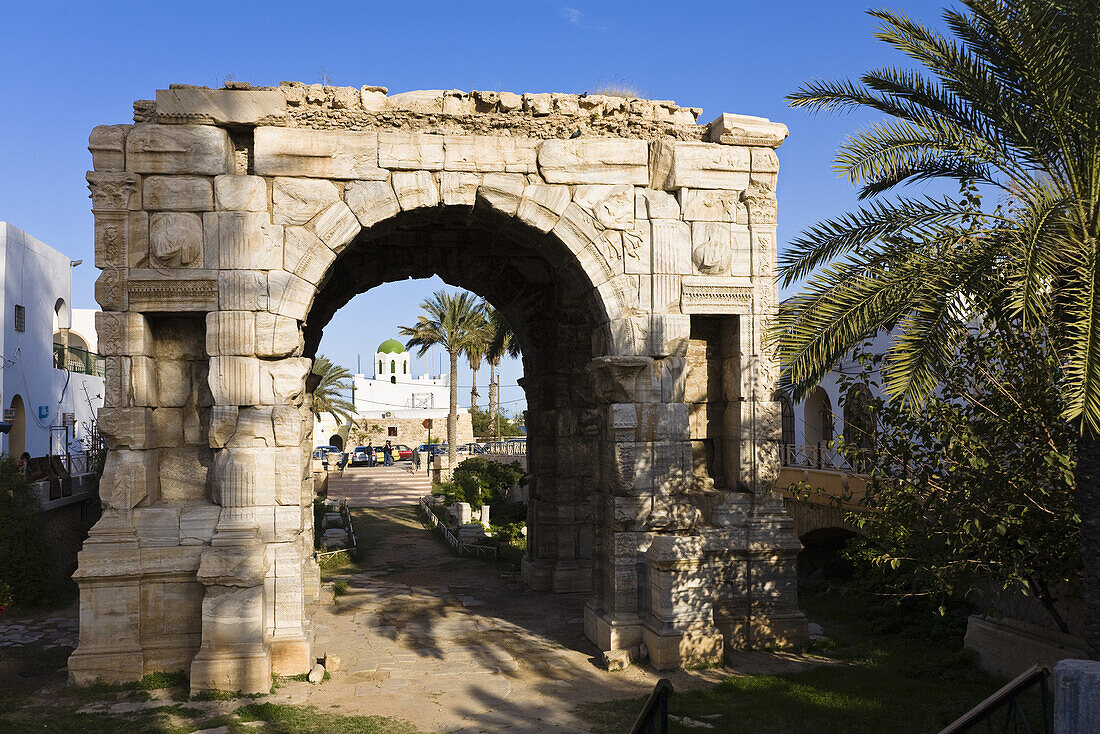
[3,409,15,422]
[383,411,393,419]
[62,413,76,426]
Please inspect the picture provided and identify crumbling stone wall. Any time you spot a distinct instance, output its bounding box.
[71,82,806,694]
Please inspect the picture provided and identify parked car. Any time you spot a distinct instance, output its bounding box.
[371,443,413,462]
[416,444,446,456]
[349,446,373,467]
[313,445,340,460]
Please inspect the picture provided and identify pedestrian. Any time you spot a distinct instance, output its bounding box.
[16,451,30,477]
[366,440,375,467]
[383,440,394,466]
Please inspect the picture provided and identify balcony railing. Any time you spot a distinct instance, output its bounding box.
[780,442,861,473]
[53,344,105,377]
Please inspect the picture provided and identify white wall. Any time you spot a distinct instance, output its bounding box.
[0,222,103,458]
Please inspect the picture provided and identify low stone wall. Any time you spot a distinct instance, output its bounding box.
[965,615,1087,679]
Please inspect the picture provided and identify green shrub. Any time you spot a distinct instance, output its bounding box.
[0,457,61,607]
[450,458,525,508]
[332,581,349,597]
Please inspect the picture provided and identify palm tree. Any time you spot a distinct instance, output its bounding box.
[399,290,483,466]
[484,303,521,440]
[460,309,490,412]
[772,1,1100,655]
[310,355,356,423]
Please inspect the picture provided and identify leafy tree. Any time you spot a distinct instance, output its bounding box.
[450,457,526,508]
[309,355,356,423]
[0,457,60,607]
[772,0,1100,655]
[483,302,521,440]
[469,406,523,439]
[400,291,483,466]
[837,320,1080,632]
[459,308,490,411]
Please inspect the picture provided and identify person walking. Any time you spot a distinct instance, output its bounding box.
[382,440,394,466]
[366,440,375,467]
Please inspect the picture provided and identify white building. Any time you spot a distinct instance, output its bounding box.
[0,222,103,459]
[314,338,471,449]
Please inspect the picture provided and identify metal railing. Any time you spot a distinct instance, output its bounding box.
[418,495,500,559]
[53,344,106,377]
[937,664,1051,734]
[780,442,860,472]
[629,678,673,734]
[483,438,527,456]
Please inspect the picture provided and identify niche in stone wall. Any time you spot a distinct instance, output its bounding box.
[685,315,740,491]
[147,316,213,505]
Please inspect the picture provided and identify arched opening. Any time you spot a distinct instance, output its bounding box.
[803,387,833,446]
[303,205,612,606]
[843,382,875,450]
[328,434,344,451]
[798,527,857,579]
[8,394,26,458]
[778,393,795,447]
[390,359,395,374]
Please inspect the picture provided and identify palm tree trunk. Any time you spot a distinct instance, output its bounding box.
[489,359,498,439]
[1077,426,1100,658]
[448,348,459,467]
[470,363,478,411]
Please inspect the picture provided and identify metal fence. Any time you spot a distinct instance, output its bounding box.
[53,344,106,377]
[629,678,673,734]
[937,664,1051,734]
[779,443,858,472]
[483,438,527,456]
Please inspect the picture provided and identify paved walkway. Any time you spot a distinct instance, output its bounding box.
[328,463,432,507]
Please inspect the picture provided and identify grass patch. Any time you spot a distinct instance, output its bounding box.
[333,580,349,597]
[578,580,1030,734]
[234,702,424,733]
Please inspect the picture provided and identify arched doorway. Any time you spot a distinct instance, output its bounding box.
[71,86,808,693]
[803,387,833,446]
[7,394,26,458]
[328,434,344,451]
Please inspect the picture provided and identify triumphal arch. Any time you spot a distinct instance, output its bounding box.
[69,82,807,693]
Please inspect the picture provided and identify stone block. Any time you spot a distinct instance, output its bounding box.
[679,189,744,222]
[538,139,648,185]
[219,271,268,311]
[156,87,286,124]
[209,211,284,270]
[706,113,789,148]
[100,449,158,511]
[272,177,340,226]
[443,135,538,173]
[392,171,440,210]
[344,181,400,228]
[208,356,261,405]
[636,187,680,220]
[150,212,204,267]
[385,90,444,115]
[207,311,256,357]
[126,124,233,175]
[130,356,158,406]
[228,407,275,447]
[215,175,268,212]
[306,201,360,253]
[97,311,154,357]
[95,269,127,311]
[360,85,387,111]
[267,271,315,320]
[651,219,692,275]
[143,176,213,211]
[272,406,304,447]
[93,211,130,269]
[98,407,155,450]
[515,184,570,232]
[208,405,238,448]
[524,93,552,116]
[254,127,385,179]
[180,505,221,545]
[89,124,129,171]
[575,184,634,230]
[283,227,336,285]
[378,132,444,170]
[259,358,310,405]
[476,173,525,216]
[652,141,750,190]
[87,171,141,211]
[156,360,192,407]
[255,313,302,358]
[158,447,212,504]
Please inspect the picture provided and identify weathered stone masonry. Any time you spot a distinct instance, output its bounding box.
[70,83,807,693]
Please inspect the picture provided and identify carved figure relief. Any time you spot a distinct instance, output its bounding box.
[150,212,202,267]
[692,232,732,275]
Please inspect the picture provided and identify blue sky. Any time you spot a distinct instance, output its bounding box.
[0,0,951,412]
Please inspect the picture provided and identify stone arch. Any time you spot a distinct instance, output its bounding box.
[7,394,26,458]
[73,84,809,692]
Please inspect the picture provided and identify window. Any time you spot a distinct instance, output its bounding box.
[390,359,396,374]
[403,361,407,374]
[387,426,398,436]
[14,305,25,332]
[378,360,383,374]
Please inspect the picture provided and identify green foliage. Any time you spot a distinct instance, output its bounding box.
[332,580,349,597]
[0,456,61,607]
[310,355,355,423]
[450,457,525,508]
[837,320,1080,631]
[773,0,1100,431]
[469,406,522,439]
[234,702,423,733]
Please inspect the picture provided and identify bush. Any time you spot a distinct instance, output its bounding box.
[0,457,61,607]
[450,458,525,508]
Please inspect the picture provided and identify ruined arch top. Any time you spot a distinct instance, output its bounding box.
[73,82,806,694]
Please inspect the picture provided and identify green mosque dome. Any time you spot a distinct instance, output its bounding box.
[377,338,406,354]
